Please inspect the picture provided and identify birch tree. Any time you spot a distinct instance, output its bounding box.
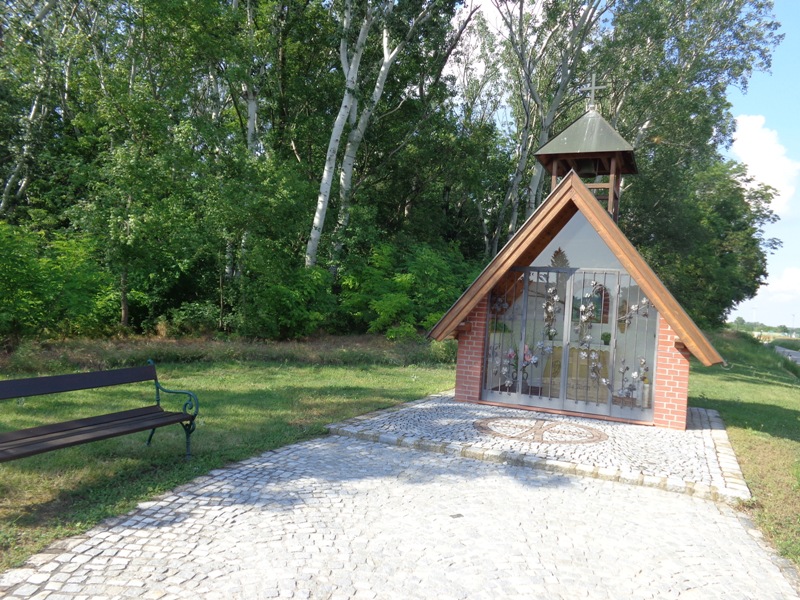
[304,0,379,267]
[0,0,74,216]
[449,12,516,257]
[328,1,478,268]
[304,0,473,268]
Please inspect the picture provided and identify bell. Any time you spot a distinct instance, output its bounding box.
[575,158,598,178]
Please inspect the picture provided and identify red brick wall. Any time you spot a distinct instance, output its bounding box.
[652,317,691,430]
[454,296,488,403]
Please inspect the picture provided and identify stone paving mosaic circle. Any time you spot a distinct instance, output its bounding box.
[475,416,609,444]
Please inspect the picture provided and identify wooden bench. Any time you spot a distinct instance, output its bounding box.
[0,362,199,463]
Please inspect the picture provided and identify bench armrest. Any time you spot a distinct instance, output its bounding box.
[155,382,200,417]
[148,361,199,418]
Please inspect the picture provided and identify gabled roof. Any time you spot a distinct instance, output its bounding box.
[428,172,723,367]
[535,109,638,176]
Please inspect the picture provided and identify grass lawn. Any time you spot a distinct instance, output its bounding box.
[0,337,456,572]
[690,330,800,564]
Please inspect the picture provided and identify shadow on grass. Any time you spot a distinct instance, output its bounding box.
[713,369,800,391]
[0,382,579,547]
[697,357,800,386]
[692,395,800,444]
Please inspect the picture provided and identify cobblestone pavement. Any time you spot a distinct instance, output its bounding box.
[328,394,750,502]
[2,395,798,599]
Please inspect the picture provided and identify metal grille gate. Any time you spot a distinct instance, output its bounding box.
[483,267,656,421]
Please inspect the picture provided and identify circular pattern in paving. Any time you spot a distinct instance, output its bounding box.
[475,417,608,444]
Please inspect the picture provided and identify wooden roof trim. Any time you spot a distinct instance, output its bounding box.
[429,172,723,367]
[427,175,578,341]
[569,181,723,366]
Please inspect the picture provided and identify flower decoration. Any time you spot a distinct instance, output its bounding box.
[500,344,540,386]
[614,357,650,398]
[542,286,561,340]
[490,294,510,314]
[618,297,650,326]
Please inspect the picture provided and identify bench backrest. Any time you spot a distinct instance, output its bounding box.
[0,365,157,400]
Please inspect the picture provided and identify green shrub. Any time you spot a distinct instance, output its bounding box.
[167,302,221,336]
[338,241,479,339]
[369,293,416,334]
[238,263,335,340]
[0,224,108,344]
[0,223,46,343]
[385,322,421,342]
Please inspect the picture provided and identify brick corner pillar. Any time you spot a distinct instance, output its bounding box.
[653,318,691,430]
[454,296,489,403]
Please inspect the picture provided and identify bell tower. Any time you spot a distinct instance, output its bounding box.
[534,77,637,222]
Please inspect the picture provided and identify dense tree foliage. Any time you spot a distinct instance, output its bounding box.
[0,0,783,343]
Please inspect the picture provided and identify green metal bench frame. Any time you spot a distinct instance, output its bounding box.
[0,361,199,462]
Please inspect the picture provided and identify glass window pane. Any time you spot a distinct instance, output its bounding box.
[531,211,622,270]
[482,211,657,421]
[612,276,657,410]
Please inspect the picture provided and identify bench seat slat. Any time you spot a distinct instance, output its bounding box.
[0,408,195,463]
[0,363,198,461]
[0,406,166,444]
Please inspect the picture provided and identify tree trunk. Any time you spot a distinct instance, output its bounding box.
[327,2,474,267]
[120,269,129,328]
[0,93,45,216]
[304,1,374,267]
[503,113,532,238]
[244,81,258,152]
[330,32,402,269]
[492,0,609,231]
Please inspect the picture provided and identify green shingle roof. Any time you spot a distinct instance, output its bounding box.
[535,109,637,175]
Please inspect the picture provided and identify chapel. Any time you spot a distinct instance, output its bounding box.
[429,100,723,430]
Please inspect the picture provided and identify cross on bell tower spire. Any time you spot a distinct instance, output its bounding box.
[580,73,607,111]
[534,75,637,222]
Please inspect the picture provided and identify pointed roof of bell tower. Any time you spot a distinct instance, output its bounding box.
[534,108,638,176]
[534,76,638,222]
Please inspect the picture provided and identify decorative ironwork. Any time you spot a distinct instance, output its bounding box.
[148,359,199,457]
[618,297,650,326]
[483,266,658,417]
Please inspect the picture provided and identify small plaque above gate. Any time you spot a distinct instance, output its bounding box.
[475,417,608,444]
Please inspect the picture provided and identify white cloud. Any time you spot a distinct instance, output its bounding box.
[733,265,800,326]
[765,266,800,304]
[731,114,800,216]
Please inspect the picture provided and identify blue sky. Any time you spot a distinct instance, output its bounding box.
[727,0,800,329]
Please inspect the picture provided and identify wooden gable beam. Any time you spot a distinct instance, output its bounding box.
[570,181,722,366]
[429,171,723,367]
[428,176,578,341]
